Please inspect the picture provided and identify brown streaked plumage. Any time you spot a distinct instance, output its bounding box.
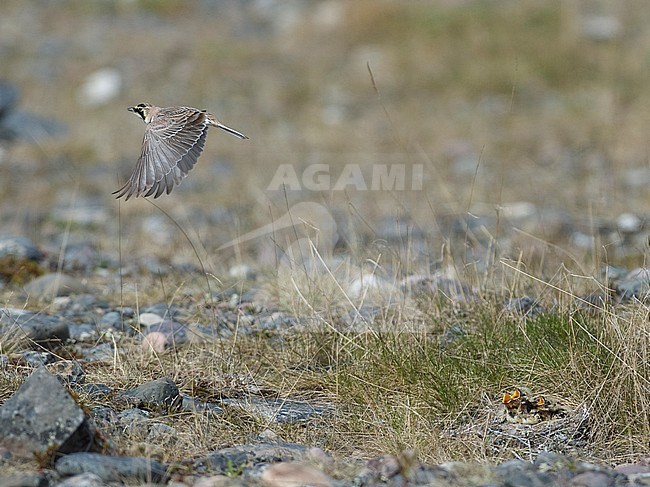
[114,103,248,200]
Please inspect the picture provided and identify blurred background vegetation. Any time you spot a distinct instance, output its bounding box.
[1,0,649,276]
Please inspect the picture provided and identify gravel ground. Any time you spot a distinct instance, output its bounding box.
[2,1,650,485]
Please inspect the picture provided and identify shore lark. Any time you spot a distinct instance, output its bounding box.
[114,103,248,200]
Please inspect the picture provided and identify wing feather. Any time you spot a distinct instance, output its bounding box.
[114,109,209,200]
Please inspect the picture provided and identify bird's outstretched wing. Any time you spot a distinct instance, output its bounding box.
[114,109,208,200]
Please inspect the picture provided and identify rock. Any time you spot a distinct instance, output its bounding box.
[0,236,44,260]
[260,462,334,487]
[229,263,257,280]
[97,311,122,330]
[117,408,150,431]
[0,367,97,459]
[0,474,49,487]
[504,296,545,317]
[55,452,168,484]
[571,470,617,487]
[0,308,70,347]
[181,395,223,416]
[24,273,89,300]
[195,443,313,474]
[192,476,234,487]
[67,323,98,342]
[614,463,650,475]
[119,377,182,410]
[138,312,164,326]
[146,422,176,443]
[51,204,109,229]
[367,454,401,479]
[221,397,332,424]
[339,305,382,330]
[143,320,190,346]
[615,268,650,302]
[438,324,466,349]
[56,472,107,487]
[347,274,394,299]
[20,350,56,366]
[0,80,19,119]
[617,213,642,233]
[582,15,622,41]
[401,274,473,301]
[81,343,115,362]
[142,331,168,353]
[78,68,122,106]
[46,360,85,386]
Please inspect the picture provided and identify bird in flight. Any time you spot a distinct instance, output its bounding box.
[114,103,248,200]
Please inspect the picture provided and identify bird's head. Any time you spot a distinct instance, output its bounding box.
[128,103,153,122]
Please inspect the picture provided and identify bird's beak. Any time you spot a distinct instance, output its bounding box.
[127,106,136,112]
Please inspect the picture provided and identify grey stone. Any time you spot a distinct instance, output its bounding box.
[24,273,89,300]
[48,360,86,385]
[0,367,97,459]
[119,378,181,410]
[195,442,312,475]
[67,323,97,342]
[1,110,67,142]
[571,470,616,487]
[0,474,49,487]
[20,350,56,366]
[221,396,332,424]
[55,453,168,484]
[56,472,108,487]
[83,384,112,399]
[77,68,122,106]
[81,343,114,362]
[0,236,44,260]
[61,241,104,272]
[88,407,118,430]
[0,309,70,347]
[143,320,190,345]
[97,311,121,330]
[504,296,545,317]
[0,81,19,119]
[55,472,108,487]
[582,15,622,41]
[181,395,223,416]
[142,303,181,320]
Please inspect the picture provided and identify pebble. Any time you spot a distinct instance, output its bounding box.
[0,235,44,261]
[582,15,622,41]
[221,396,332,424]
[19,350,56,366]
[504,296,545,317]
[229,263,257,280]
[401,274,473,301]
[0,80,19,119]
[138,311,164,326]
[77,68,122,106]
[55,472,107,487]
[195,442,313,475]
[23,273,89,300]
[0,309,70,347]
[0,473,49,487]
[0,81,66,143]
[141,331,168,353]
[119,377,182,410]
[55,452,168,484]
[260,462,335,487]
